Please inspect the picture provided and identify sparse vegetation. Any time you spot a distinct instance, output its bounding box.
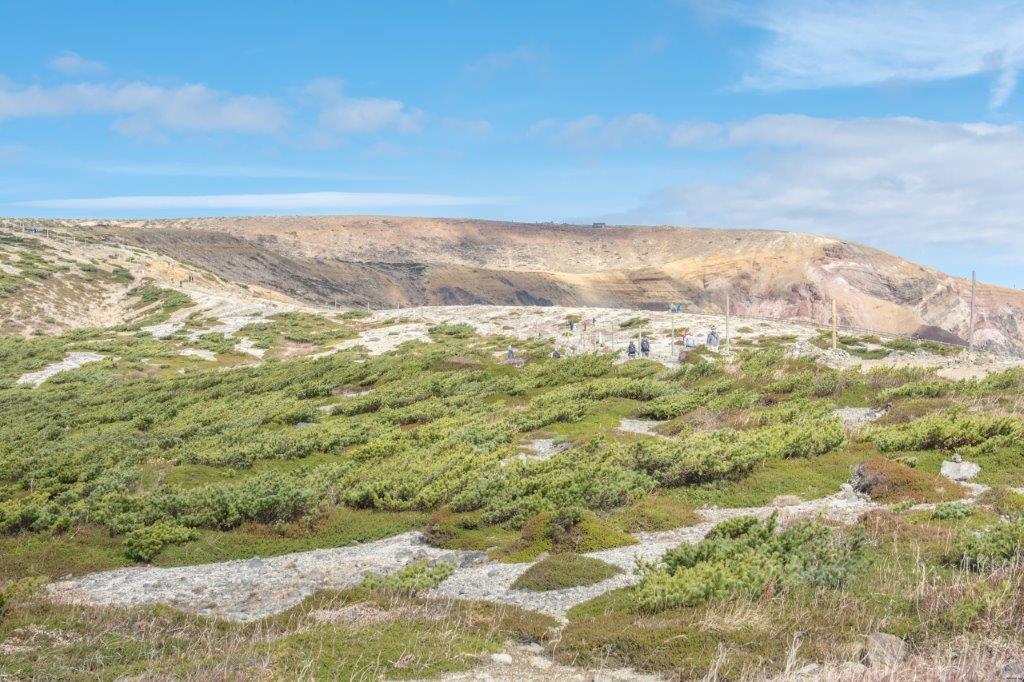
[511,554,620,591]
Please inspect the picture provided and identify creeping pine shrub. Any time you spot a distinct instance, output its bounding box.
[635,514,868,612]
[124,521,197,562]
[878,380,953,401]
[869,412,1024,453]
[958,521,1024,570]
[0,577,44,617]
[932,501,974,520]
[360,560,455,596]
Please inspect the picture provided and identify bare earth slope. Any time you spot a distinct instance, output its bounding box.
[7,216,1024,352]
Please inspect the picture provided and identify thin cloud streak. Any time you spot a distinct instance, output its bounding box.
[19,191,504,211]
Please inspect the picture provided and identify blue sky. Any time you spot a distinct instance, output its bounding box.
[2,1,1023,286]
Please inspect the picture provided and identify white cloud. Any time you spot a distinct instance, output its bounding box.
[19,191,501,211]
[0,80,286,137]
[443,117,492,136]
[531,113,667,148]
[92,163,393,181]
[721,0,1024,108]
[49,51,106,75]
[306,78,421,135]
[464,46,544,74]
[627,114,1024,254]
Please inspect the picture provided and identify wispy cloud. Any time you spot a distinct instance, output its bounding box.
[625,114,1024,253]
[19,191,502,211]
[718,0,1024,108]
[305,78,422,135]
[0,80,286,138]
[531,114,663,148]
[464,46,545,75]
[49,51,106,76]
[92,162,393,181]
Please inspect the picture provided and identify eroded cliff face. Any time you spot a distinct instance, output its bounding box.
[7,216,1024,352]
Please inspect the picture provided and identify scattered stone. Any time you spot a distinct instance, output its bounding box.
[770,495,803,508]
[941,455,981,481]
[840,483,867,503]
[1001,661,1024,680]
[793,662,820,676]
[490,653,514,665]
[863,632,908,667]
[528,656,553,670]
[839,660,868,677]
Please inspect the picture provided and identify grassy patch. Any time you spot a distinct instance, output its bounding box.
[512,554,620,591]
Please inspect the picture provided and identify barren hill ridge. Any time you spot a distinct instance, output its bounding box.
[6,215,1024,352]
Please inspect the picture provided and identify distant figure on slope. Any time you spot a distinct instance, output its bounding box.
[568,319,575,332]
[507,345,515,360]
[706,329,720,349]
[683,330,696,348]
[627,341,637,359]
[551,349,561,359]
[640,336,650,357]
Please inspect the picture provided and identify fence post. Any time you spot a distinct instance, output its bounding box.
[831,299,838,350]
[969,270,976,353]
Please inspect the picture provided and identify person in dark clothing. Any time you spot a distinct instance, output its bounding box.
[627,341,637,359]
[640,336,650,357]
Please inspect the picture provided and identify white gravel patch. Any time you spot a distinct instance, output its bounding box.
[17,352,104,387]
[179,348,216,361]
[616,418,670,439]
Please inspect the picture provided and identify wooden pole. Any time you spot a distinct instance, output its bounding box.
[969,270,976,353]
[725,292,731,353]
[831,299,838,350]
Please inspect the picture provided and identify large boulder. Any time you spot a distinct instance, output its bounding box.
[940,454,981,482]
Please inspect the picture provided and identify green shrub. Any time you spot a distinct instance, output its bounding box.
[977,487,1024,520]
[0,576,44,617]
[360,559,455,596]
[932,501,973,520]
[635,514,867,612]
[511,554,620,591]
[869,412,1023,452]
[619,317,648,330]
[958,521,1024,570]
[124,521,197,562]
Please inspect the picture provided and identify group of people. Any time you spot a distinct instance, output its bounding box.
[505,319,722,364]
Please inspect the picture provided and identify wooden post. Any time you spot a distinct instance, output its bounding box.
[969,270,976,353]
[724,292,731,353]
[831,299,838,350]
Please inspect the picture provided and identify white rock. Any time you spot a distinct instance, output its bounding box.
[941,459,981,481]
[490,653,514,665]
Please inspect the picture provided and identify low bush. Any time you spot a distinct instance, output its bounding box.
[359,559,455,596]
[931,501,973,520]
[957,521,1024,570]
[635,514,867,611]
[123,521,197,562]
[851,458,966,504]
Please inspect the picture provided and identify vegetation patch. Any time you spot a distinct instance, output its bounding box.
[511,554,620,591]
[852,458,967,504]
[634,514,868,611]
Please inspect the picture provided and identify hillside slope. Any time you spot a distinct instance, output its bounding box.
[4,216,1023,352]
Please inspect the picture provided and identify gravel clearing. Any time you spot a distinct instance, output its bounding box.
[17,352,104,387]
[616,418,670,439]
